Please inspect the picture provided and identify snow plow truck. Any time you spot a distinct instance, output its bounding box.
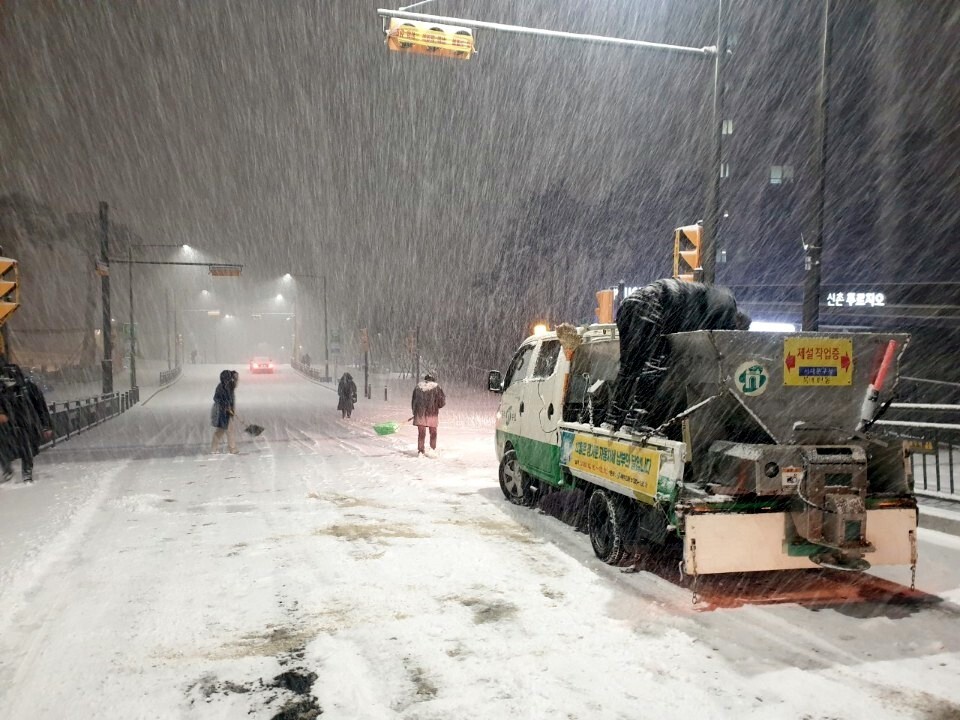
[488,324,918,582]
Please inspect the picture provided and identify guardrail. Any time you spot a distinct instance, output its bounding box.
[291,359,332,383]
[41,387,140,450]
[877,402,960,499]
[159,365,182,386]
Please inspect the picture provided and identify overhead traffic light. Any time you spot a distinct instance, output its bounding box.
[0,257,20,324]
[673,223,702,282]
[595,289,615,324]
[385,18,475,60]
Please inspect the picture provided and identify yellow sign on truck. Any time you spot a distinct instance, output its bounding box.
[783,337,853,386]
[567,433,660,503]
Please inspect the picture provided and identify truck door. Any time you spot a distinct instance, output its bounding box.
[520,338,566,484]
[495,341,536,459]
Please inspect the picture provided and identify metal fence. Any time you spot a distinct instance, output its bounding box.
[159,365,182,386]
[41,387,140,450]
[877,401,960,499]
[291,359,332,383]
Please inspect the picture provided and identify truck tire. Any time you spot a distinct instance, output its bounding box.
[499,448,535,506]
[588,489,632,564]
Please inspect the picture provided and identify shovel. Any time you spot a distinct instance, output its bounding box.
[372,417,413,436]
[234,413,264,437]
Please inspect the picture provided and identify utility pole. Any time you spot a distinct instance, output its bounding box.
[128,245,137,389]
[803,0,832,331]
[173,297,179,366]
[414,325,420,381]
[99,202,113,395]
[700,0,726,285]
[323,274,330,381]
[166,288,172,370]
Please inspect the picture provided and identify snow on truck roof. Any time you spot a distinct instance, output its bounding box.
[521,323,618,345]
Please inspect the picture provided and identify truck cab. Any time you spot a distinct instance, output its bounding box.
[488,324,619,502]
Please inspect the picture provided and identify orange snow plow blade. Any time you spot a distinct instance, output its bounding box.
[687,568,933,611]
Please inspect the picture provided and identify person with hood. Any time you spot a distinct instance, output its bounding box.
[602,278,750,431]
[337,372,357,419]
[411,372,446,456]
[211,369,238,454]
[0,363,53,484]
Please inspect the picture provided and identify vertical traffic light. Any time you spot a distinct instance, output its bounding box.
[0,257,20,324]
[595,289,615,324]
[673,223,702,282]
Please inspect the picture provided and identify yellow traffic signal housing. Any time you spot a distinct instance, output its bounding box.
[386,18,475,60]
[208,264,243,277]
[673,223,702,282]
[595,289,615,324]
[0,257,20,324]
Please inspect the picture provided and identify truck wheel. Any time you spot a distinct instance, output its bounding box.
[499,449,534,506]
[588,489,632,564]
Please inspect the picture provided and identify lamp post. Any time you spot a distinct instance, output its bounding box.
[284,272,331,381]
[123,243,188,390]
[108,253,243,387]
[98,202,113,395]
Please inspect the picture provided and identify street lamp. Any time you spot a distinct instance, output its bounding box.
[124,243,189,390]
[283,272,331,382]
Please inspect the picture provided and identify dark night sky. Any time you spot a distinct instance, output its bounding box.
[1,1,957,372]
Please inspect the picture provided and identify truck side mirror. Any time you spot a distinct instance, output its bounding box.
[487,370,503,393]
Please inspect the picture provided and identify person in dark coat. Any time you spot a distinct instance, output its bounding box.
[603,278,750,431]
[0,363,53,484]
[211,369,238,453]
[337,373,357,419]
[411,373,446,456]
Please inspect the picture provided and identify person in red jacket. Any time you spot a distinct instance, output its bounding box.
[411,373,445,457]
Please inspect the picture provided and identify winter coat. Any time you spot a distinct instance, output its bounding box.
[211,370,235,429]
[337,374,357,413]
[411,380,445,428]
[0,373,53,458]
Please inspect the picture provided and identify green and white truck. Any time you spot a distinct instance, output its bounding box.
[488,324,918,580]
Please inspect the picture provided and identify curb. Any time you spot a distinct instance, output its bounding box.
[918,508,960,537]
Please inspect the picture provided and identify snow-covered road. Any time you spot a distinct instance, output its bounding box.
[1,365,959,719]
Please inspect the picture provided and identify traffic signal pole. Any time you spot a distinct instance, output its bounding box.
[377,6,722,282]
[700,0,727,285]
[129,246,137,390]
[803,0,832,331]
[323,275,330,381]
[99,202,114,395]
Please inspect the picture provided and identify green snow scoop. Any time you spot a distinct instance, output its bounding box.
[373,421,400,436]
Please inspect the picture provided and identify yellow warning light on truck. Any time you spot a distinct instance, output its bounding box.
[386,18,475,60]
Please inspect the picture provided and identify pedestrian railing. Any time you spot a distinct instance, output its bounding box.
[876,402,960,499]
[159,365,182,386]
[41,387,140,450]
[291,359,332,383]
